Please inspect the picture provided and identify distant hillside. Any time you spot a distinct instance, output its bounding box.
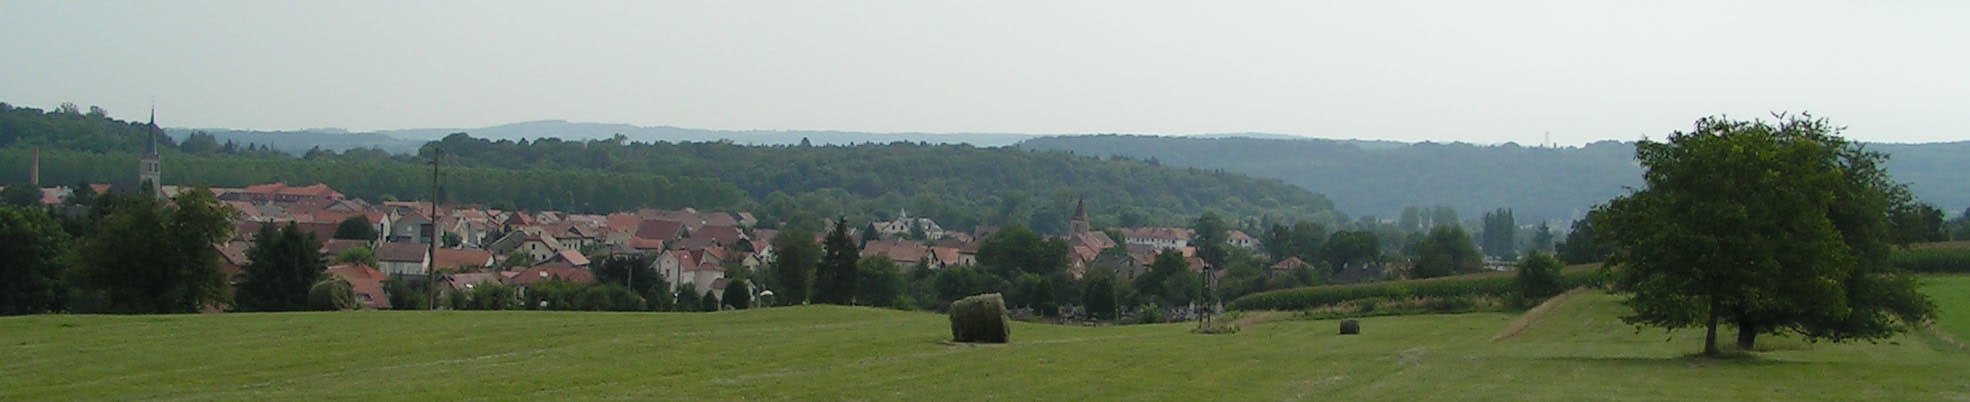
[165,120,1041,155]
[1019,135,1970,222]
[2,103,1339,232]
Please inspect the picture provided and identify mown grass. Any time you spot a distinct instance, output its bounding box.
[1923,275,1970,344]
[3,283,1967,401]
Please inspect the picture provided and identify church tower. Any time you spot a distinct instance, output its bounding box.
[139,108,162,198]
[1071,196,1090,235]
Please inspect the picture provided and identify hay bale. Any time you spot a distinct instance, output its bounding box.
[950,293,1011,343]
[1339,319,1360,335]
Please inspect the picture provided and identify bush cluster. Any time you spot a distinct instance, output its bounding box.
[949,293,1010,343]
[1229,269,1603,312]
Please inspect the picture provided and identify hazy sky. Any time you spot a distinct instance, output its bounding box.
[3,1,1965,145]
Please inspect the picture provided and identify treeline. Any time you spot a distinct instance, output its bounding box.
[415,133,1342,232]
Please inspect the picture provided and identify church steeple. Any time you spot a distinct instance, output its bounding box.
[1071,196,1089,235]
[138,106,162,198]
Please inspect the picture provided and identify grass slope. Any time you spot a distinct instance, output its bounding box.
[5,287,1968,401]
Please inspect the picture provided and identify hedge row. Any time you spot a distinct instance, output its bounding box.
[1229,268,1604,312]
[1890,245,1970,274]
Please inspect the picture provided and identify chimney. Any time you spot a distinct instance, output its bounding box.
[29,146,39,186]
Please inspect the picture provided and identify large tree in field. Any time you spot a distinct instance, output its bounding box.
[813,217,861,305]
[768,227,819,306]
[72,190,236,314]
[234,222,327,312]
[0,206,69,315]
[1593,115,1934,356]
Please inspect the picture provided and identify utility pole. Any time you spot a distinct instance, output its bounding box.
[428,147,441,309]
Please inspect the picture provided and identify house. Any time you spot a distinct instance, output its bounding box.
[1227,230,1259,250]
[1270,257,1310,277]
[374,242,431,278]
[445,272,504,292]
[325,263,392,310]
[633,220,685,243]
[1119,227,1193,250]
[386,212,430,243]
[861,239,929,267]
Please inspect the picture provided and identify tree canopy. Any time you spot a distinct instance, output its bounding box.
[1593,115,1935,356]
[234,222,327,312]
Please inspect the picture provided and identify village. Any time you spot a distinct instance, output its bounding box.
[10,179,1280,311]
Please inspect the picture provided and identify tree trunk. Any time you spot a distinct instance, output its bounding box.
[1703,298,1720,356]
[1735,317,1758,351]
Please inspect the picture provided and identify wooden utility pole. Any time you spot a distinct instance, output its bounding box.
[428,147,441,309]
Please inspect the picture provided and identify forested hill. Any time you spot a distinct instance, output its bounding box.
[1019,135,1970,222]
[415,133,1342,232]
[0,103,1340,232]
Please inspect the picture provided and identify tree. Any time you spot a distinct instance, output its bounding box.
[592,254,664,310]
[813,217,860,305]
[1887,202,1945,244]
[1530,222,1556,253]
[855,257,905,308]
[1481,208,1517,260]
[1192,211,1230,267]
[1594,115,1935,356]
[334,246,378,267]
[1556,218,1608,265]
[1133,250,1198,308]
[768,227,819,305]
[722,279,752,310]
[1,185,40,207]
[932,265,1006,311]
[975,225,1068,279]
[1410,225,1481,279]
[1514,250,1565,306]
[332,215,377,241]
[235,222,327,312]
[1319,230,1379,272]
[1082,268,1119,320]
[71,190,235,314]
[0,207,69,315]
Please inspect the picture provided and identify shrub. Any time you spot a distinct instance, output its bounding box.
[308,277,358,311]
[949,293,1011,343]
[1136,303,1163,324]
[1229,268,1605,312]
[1514,251,1566,305]
[1339,319,1360,335]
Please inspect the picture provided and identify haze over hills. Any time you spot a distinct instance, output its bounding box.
[1020,135,1970,224]
[160,119,1969,223]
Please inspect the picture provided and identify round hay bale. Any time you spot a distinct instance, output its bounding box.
[950,293,1011,343]
[1339,319,1361,335]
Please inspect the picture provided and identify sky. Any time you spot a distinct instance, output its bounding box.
[2,1,1965,145]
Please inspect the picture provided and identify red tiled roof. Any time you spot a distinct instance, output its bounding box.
[374,242,428,263]
[325,263,391,309]
[635,220,684,242]
[433,248,495,269]
[507,263,595,286]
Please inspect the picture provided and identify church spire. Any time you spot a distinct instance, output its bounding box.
[1071,196,1089,235]
[145,106,158,158]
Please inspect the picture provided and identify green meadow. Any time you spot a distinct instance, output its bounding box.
[5,277,1968,401]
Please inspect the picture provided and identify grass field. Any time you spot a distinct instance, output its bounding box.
[4,281,1968,401]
